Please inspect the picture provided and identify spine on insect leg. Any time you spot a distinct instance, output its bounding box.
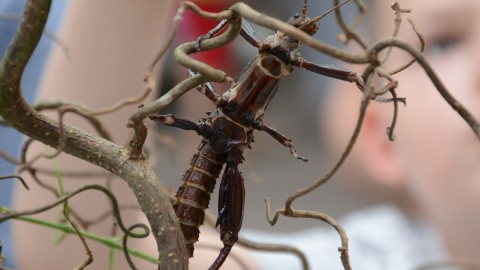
[174,139,226,257]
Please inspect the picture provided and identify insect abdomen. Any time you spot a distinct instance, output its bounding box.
[174,140,226,256]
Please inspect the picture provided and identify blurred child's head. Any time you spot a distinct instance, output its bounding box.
[321,0,480,261]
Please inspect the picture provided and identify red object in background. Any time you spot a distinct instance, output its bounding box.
[175,1,239,75]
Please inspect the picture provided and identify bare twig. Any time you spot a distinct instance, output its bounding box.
[334,0,368,49]
[33,100,112,140]
[264,74,376,270]
[388,17,425,75]
[373,68,401,141]
[63,205,94,270]
[128,74,209,125]
[0,184,150,241]
[0,175,29,190]
[203,209,309,269]
[0,13,71,60]
[0,206,158,265]
[284,76,374,209]
[369,38,480,137]
[0,150,20,165]
[379,2,412,64]
[123,223,151,270]
[147,0,187,74]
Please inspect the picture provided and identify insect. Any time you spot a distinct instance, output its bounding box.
[150,0,375,268]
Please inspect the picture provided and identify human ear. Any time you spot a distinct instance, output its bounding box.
[355,103,407,188]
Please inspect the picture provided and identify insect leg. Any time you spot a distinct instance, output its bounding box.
[210,161,245,270]
[292,56,365,91]
[149,114,213,139]
[252,120,308,162]
[195,19,229,52]
[187,70,227,107]
[195,17,260,50]
[240,19,261,47]
[292,57,405,104]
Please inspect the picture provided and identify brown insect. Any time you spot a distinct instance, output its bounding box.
[150,0,384,268]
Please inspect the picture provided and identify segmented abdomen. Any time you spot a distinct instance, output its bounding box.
[174,139,226,256]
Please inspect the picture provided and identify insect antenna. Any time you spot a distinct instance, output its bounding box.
[302,0,308,17]
[311,0,353,23]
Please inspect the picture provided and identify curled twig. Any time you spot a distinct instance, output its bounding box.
[370,38,480,137]
[264,198,350,270]
[379,2,411,64]
[372,67,401,141]
[388,17,425,75]
[123,223,152,270]
[284,75,374,210]
[33,100,112,140]
[0,205,158,264]
[385,88,399,141]
[0,184,150,241]
[19,138,59,195]
[237,236,309,270]
[264,74,375,270]
[20,89,152,169]
[63,205,93,270]
[0,150,20,165]
[129,0,241,129]
[194,242,250,270]
[0,13,71,60]
[0,185,151,265]
[0,240,4,265]
[202,209,309,269]
[129,73,209,125]
[19,138,103,230]
[334,0,368,49]
[172,2,241,85]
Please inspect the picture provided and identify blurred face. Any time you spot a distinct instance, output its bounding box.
[375,0,480,227]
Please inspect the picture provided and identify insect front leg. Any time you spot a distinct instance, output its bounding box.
[149,114,213,139]
[252,120,308,162]
[210,161,245,270]
[292,57,406,104]
[292,56,365,91]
